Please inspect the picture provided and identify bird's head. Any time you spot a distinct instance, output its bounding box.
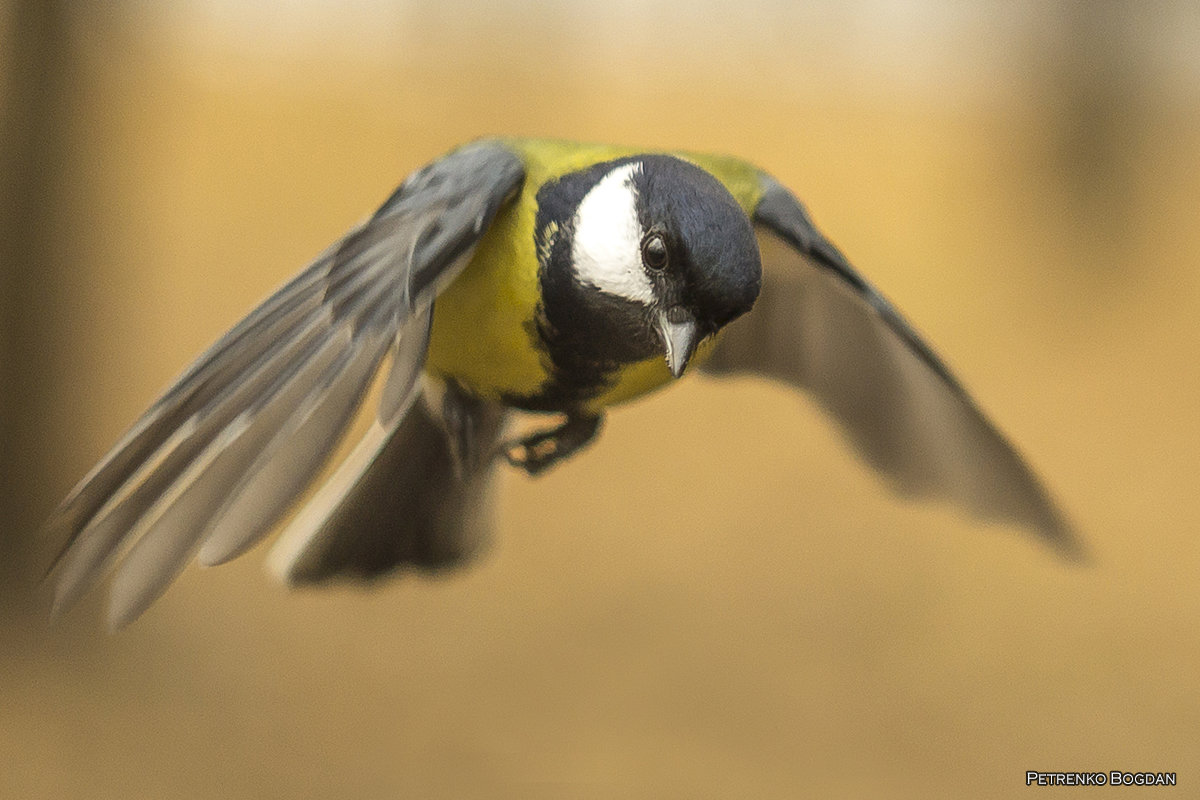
[537,155,761,377]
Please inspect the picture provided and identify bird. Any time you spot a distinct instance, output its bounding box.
[43,137,1079,628]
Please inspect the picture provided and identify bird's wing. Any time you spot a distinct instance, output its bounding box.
[702,174,1079,554]
[45,140,525,626]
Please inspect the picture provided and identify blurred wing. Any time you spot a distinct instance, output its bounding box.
[703,175,1079,553]
[45,140,525,626]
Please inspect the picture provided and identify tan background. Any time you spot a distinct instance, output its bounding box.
[2,2,1197,798]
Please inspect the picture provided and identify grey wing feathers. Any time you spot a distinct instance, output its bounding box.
[45,140,524,626]
[703,175,1080,554]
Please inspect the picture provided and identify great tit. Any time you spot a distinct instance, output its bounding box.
[45,137,1078,627]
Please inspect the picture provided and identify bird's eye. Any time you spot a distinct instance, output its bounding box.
[641,233,669,271]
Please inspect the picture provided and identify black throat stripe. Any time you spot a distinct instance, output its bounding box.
[512,158,659,412]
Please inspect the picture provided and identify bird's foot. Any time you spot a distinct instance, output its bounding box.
[502,414,602,476]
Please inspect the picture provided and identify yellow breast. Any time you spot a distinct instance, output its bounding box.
[422,182,548,402]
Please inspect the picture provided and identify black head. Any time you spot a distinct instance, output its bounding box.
[535,154,761,381]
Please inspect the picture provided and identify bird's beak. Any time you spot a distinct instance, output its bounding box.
[656,310,700,378]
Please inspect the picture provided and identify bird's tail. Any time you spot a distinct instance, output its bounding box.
[268,387,507,585]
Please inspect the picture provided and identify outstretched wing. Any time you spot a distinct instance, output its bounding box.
[703,175,1080,554]
[46,140,525,626]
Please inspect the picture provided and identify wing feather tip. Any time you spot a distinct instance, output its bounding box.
[46,550,105,619]
[105,591,147,631]
[195,540,240,568]
[266,546,306,587]
[105,569,178,630]
[49,582,80,620]
[39,510,82,583]
[105,603,139,632]
[1037,515,1091,566]
[265,522,314,586]
[980,494,1088,565]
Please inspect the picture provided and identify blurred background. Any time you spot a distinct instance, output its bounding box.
[2,1,1197,797]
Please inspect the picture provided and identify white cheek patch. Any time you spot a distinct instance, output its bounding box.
[570,161,654,306]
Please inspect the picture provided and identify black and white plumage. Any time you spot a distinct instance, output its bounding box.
[44,138,1079,628]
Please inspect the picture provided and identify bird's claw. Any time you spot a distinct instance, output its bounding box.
[501,414,602,476]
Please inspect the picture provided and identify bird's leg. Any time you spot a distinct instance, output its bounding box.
[503,413,603,476]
